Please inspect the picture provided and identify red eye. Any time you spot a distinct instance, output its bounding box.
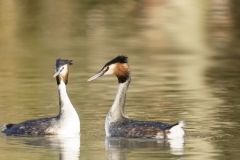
[105,66,109,71]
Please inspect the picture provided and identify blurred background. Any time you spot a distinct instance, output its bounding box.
[1,0,240,160]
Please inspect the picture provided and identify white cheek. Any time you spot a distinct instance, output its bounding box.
[58,65,68,76]
[104,64,115,75]
[61,68,68,75]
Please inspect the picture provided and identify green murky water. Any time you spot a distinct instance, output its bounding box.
[1,0,240,159]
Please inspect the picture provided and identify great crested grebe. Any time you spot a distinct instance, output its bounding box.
[88,55,184,139]
[2,59,80,135]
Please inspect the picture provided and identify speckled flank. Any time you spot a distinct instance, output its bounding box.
[2,117,56,135]
[107,118,172,138]
[106,112,184,139]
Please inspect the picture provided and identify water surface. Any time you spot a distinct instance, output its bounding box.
[1,0,240,160]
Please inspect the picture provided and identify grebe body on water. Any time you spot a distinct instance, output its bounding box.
[2,59,80,135]
[88,55,184,139]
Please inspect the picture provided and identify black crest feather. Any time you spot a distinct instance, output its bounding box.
[56,58,73,69]
[104,55,128,67]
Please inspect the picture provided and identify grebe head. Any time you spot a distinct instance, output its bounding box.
[53,58,73,85]
[88,55,130,83]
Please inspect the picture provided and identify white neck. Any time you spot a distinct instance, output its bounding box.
[107,77,130,122]
[55,80,80,134]
[58,81,74,115]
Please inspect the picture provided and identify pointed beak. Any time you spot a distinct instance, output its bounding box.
[53,70,61,77]
[88,70,105,82]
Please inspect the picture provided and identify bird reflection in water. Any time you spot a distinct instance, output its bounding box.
[105,137,184,160]
[6,134,80,160]
[54,134,80,160]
